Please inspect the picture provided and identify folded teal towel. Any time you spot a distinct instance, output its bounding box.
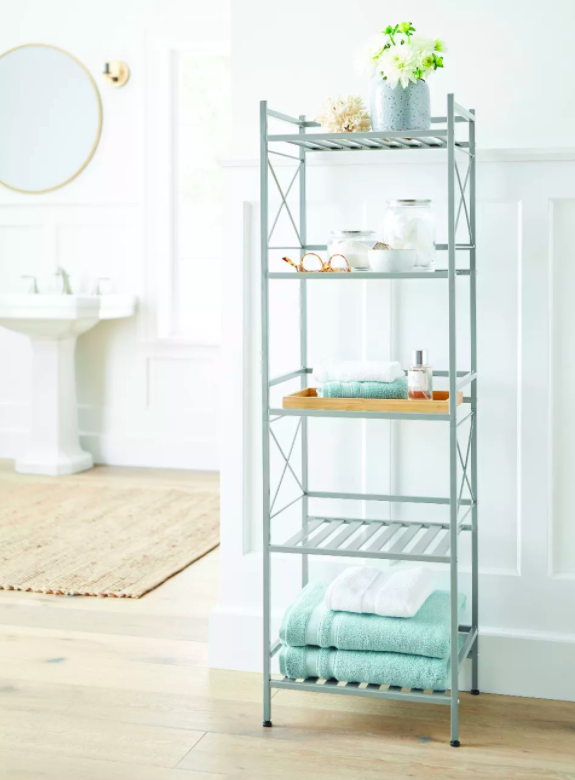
[280,645,450,690]
[317,377,407,399]
[279,582,466,659]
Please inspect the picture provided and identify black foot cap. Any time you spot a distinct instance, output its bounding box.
[262,720,273,728]
[450,740,461,748]
[470,689,480,696]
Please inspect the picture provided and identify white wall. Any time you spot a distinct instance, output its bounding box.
[0,0,230,470]
[211,0,575,701]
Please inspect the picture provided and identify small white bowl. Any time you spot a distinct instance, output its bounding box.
[368,249,416,273]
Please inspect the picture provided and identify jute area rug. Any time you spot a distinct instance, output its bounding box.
[0,481,219,598]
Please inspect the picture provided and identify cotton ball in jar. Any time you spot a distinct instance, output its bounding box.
[382,201,436,270]
[411,218,435,267]
[385,213,415,246]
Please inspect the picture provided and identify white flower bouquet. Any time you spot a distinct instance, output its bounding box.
[357,22,446,89]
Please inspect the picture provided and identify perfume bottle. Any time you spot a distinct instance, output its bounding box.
[408,350,433,400]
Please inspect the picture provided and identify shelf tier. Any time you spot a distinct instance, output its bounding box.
[268,128,471,153]
[270,517,471,564]
[269,269,472,280]
[270,244,474,252]
[270,627,477,705]
[269,368,474,387]
[269,406,467,421]
[271,677,451,705]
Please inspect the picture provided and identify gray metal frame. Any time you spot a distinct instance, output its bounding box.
[259,95,478,745]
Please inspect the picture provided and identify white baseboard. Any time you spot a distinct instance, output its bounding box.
[81,433,219,471]
[209,605,575,702]
[0,428,219,471]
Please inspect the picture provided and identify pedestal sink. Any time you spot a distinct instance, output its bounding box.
[0,294,136,475]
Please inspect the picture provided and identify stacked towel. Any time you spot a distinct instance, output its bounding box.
[313,361,406,400]
[281,583,462,657]
[325,565,435,618]
[313,360,404,384]
[280,646,450,691]
[279,579,466,691]
[317,378,407,399]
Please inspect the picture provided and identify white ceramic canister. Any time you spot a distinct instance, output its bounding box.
[327,230,376,270]
[381,200,436,270]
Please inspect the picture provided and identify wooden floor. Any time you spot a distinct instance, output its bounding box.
[0,463,574,779]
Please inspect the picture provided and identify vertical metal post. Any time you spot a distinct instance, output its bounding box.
[260,101,272,727]
[469,108,479,695]
[447,94,460,747]
[299,116,309,588]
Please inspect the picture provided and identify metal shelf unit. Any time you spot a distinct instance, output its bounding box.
[260,95,478,746]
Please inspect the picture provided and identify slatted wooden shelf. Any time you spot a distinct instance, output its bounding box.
[270,517,471,563]
[267,128,470,153]
[270,676,451,704]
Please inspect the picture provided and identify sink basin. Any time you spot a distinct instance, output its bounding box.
[0,294,100,339]
[0,294,137,476]
[0,294,135,338]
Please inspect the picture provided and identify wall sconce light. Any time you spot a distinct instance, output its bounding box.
[103,61,130,88]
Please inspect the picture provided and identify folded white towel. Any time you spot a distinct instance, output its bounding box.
[325,565,436,618]
[312,360,404,384]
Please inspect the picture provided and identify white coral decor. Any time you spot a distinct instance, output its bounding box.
[315,95,371,133]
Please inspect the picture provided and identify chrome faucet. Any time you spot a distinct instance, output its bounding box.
[54,267,72,295]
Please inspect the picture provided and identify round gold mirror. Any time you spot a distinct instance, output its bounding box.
[0,44,102,194]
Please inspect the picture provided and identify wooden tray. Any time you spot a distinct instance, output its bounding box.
[282,388,463,414]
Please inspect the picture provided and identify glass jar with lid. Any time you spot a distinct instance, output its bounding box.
[327,230,376,270]
[382,200,436,270]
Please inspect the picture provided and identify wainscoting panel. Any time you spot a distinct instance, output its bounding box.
[550,198,575,578]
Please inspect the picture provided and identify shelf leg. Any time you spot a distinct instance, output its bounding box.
[262,410,272,728]
[260,100,272,728]
[447,93,460,747]
[469,107,479,697]
[299,116,309,589]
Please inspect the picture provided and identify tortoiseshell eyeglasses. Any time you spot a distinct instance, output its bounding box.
[282,253,351,273]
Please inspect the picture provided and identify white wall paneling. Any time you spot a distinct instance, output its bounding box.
[211,150,575,701]
[549,199,575,578]
[0,0,230,471]
[144,36,228,348]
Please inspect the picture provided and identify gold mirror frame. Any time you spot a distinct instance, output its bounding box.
[0,43,103,194]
